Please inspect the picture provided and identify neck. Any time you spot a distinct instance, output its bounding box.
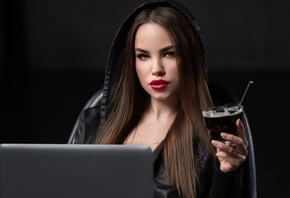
[147,98,179,121]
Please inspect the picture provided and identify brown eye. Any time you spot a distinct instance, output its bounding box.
[165,51,175,57]
[137,54,149,60]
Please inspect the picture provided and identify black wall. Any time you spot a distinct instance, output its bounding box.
[2,0,290,73]
[1,0,290,197]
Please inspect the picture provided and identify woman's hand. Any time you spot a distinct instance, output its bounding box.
[211,119,248,173]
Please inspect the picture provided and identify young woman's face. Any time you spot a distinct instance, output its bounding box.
[135,23,180,102]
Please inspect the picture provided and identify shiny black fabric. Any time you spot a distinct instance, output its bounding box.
[72,0,248,197]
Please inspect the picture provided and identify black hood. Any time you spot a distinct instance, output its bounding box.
[100,0,208,120]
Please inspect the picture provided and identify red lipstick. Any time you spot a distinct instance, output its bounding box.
[149,79,169,90]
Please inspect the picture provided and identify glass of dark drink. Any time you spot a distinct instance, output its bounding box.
[202,103,243,145]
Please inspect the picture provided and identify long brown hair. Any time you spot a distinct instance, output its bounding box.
[95,6,214,198]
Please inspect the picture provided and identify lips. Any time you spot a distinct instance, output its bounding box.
[149,79,169,90]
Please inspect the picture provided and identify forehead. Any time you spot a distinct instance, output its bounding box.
[135,23,172,49]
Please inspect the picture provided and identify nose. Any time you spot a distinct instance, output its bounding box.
[152,58,165,76]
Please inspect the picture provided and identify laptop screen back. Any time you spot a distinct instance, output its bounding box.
[0,144,154,198]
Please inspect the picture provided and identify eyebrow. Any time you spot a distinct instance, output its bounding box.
[135,45,174,53]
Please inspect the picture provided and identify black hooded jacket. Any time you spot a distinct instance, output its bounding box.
[72,1,244,197]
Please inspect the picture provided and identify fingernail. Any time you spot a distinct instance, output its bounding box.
[221,132,228,138]
[211,140,218,146]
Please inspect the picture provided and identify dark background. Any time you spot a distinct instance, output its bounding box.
[1,0,289,197]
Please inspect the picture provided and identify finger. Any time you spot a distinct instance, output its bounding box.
[220,133,248,155]
[235,119,249,154]
[213,137,248,156]
[213,141,247,162]
[212,140,237,154]
[236,119,248,147]
[215,148,244,159]
[220,133,243,146]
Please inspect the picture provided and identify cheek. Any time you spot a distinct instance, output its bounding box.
[136,63,150,80]
[135,66,143,80]
[167,63,179,79]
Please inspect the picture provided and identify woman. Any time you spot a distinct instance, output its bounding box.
[73,1,248,197]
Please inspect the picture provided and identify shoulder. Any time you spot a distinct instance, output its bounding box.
[80,105,101,123]
[76,105,102,144]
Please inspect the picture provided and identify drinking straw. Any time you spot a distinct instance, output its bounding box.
[239,81,254,105]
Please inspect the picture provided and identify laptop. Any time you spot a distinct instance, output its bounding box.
[0,144,154,198]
